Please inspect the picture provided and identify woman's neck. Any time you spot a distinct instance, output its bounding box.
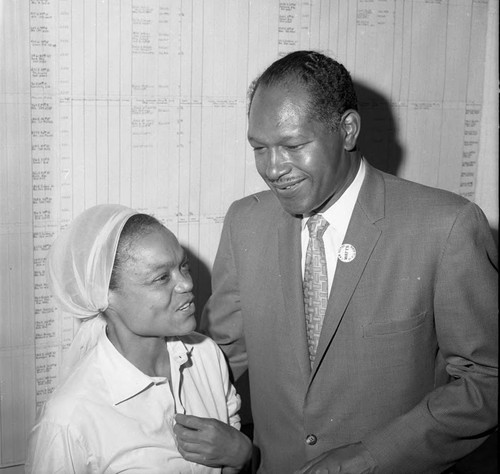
[105,324,171,378]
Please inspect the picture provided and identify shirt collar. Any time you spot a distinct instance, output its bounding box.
[97,329,193,405]
[302,158,366,234]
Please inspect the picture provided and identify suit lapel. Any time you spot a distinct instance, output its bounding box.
[278,210,311,381]
[310,164,386,381]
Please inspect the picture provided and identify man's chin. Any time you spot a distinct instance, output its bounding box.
[278,199,310,217]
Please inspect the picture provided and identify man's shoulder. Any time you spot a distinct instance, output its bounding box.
[226,190,284,222]
[231,189,279,208]
[361,165,486,232]
[373,167,471,210]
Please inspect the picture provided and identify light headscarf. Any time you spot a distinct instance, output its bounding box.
[47,204,139,378]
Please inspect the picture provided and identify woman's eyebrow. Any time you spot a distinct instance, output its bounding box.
[147,250,186,273]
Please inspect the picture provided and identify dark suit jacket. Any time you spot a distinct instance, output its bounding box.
[201,163,498,474]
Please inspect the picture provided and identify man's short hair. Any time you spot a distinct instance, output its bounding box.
[248,50,358,131]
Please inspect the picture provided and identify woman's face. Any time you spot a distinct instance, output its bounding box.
[107,227,196,338]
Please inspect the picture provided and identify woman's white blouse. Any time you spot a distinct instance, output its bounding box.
[25,331,241,474]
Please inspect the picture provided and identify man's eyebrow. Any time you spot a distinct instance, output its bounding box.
[248,133,305,143]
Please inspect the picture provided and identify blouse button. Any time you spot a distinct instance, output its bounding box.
[305,434,317,445]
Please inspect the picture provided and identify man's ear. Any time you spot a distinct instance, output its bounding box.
[341,110,361,151]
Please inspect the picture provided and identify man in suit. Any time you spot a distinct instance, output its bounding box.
[200,51,498,473]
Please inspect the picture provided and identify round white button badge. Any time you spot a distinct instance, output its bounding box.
[337,243,356,262]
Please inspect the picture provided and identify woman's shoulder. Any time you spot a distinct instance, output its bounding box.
[41,350,106,423]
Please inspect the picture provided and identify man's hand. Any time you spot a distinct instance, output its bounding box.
[173,413,252,471]
[294,442,377,474]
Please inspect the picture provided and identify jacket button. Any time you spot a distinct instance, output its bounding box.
[305,434,317,445]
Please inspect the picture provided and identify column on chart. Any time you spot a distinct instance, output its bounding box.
[458,1,488,200]
[30,0,62,409]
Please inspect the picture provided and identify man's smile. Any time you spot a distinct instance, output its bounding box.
[270,177,306,192]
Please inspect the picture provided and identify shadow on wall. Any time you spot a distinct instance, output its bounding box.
[354,81,404,177]
[184,246,212,327]
[490,227,499,248]
[354,81,499,248]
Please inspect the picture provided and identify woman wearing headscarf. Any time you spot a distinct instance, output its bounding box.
[25,204,251,474]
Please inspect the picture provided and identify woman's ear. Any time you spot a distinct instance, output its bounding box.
[106,287,119,312]
[341,110,361,151]
[103,289,120,324]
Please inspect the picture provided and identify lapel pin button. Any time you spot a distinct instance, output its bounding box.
[337,243,356,263]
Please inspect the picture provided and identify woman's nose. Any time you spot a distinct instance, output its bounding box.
[175,272,193,293]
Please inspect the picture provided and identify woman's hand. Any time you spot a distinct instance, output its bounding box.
[173,413,252,471]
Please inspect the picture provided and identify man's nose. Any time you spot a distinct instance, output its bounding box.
[266,149,290,180]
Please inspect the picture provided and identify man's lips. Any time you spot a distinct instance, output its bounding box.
[271,178,306,191]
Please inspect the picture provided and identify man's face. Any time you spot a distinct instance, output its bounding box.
[108,227,196,339]
[248,84,354,216]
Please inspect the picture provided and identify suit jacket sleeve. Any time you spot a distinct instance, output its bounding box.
[200,202,248,382]
[362,201,498,473]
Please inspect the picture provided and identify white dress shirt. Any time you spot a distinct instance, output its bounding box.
[301,159,366,295]
[26,329,241,474]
